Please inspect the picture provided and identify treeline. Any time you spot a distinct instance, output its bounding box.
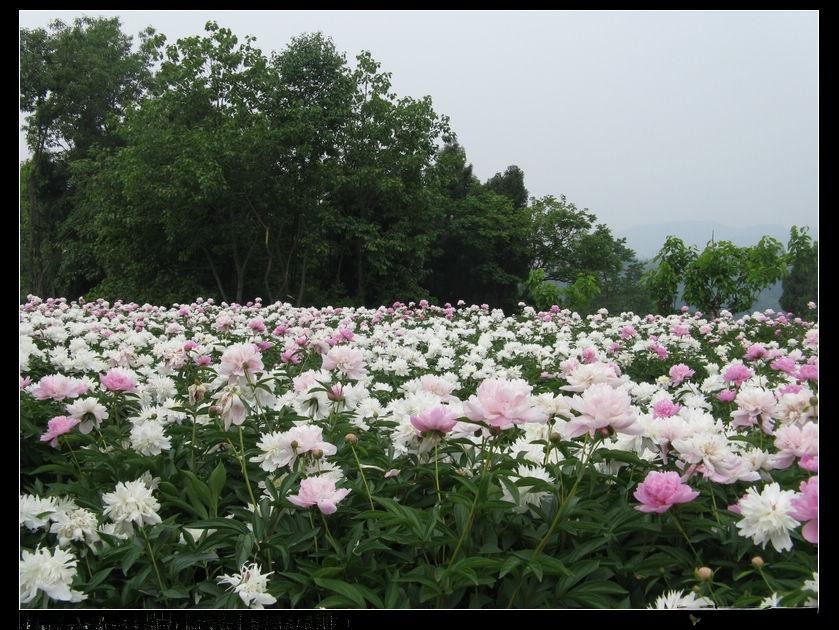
[19,18,652,313]
[20,18,816,316]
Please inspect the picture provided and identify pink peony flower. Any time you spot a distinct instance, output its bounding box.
[778,383,802,395]
[247,318,266,333]
[790,477,818,544]
[40,416,80,448]
[464,378,548,430]
[799,454,819,472]
[770,356,798,375]
[321,346,366,380]
[730,387,776,432]
[100,368,138,393]
[634,471,699,513]
[773,423,818,469]
[652,399,682,419]
[30,375,89,401]
[195,355,213,366]
[565,383,640,439]
[287,477,351,515]
[410,405,460,435]
[797,364,818,383]
[581,347,599,364]
[20,376,32,389]
[716,389,736,402]
[619,325,637,340]
[649,342,669,360]
[744,344,767,361]
[669,364,695,386]
[219,343,264,379]
[723,364,754,387]
[212,387,247,431]
[418,375,457,399]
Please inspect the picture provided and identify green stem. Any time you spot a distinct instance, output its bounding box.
[94,426,108,451]
[434,442,442,506]
[506,435,592,608]
[238,427,259,511]
[309,511,318,555]
[320,511,341,556]
[448,437,493,568]
[757,566,778,595]
[349,443,375,511]
[141,526,166,597]
[708,483,722,527]
[63,438,84,480]
[670,510,701,563]
[191,414,198,471]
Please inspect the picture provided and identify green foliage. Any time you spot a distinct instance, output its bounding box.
[683,237,786,317]
[524,269,562,311]
[21,19,654,314]
[644,235,790,318]
[641,236,698,314]
[780,226,818,319]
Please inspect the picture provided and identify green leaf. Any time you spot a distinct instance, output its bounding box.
[87,567,115,591]
[168,551,219,574]
[121,544,142,575]
[313,577,367,608]
[162,587,190,600]
[186,518,251,536]
[207,461,227,515]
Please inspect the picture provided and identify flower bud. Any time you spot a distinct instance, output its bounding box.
[290,440,299,450]
[695,567,713,581]
[345,433,358,445]
[751,556,765,569]
[549,432,563,445]
[311,448,323,460]
[809,396,818,407]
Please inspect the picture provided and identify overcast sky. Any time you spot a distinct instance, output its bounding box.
[19,10,818,232]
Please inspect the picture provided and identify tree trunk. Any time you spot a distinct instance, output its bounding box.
[236,241,256,304]
[27,142,45,297]
[356,243,364,303]
[297,251,308,305]
[202,247,229,302]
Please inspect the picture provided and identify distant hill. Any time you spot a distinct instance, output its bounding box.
[618,221,818,315]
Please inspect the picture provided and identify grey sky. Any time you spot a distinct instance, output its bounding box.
[19,10,818,232]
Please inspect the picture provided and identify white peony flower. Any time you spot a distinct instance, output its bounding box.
[735,483,799,552]
[102,477,162,532]
[217,562,277,609]
[19,546,87,605]
[650,589,715,609]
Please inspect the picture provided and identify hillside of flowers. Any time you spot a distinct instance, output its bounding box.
[19,295,818,609]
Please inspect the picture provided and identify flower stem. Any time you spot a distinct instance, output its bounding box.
[448,437,493,568]
[434,442,442,506]
[506,435,592,608]
[238,427,259,511]
[141,526,166,597]
[349,443,375,511]
[320,511,342,556]
[309,511,318,555]
[670,510,700,562]
[63,438,84,480]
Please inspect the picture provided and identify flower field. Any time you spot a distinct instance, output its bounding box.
[19,296,818,609]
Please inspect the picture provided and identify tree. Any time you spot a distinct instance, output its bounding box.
[780,226,818,318]
[644,235,787,318]
[426,146,532,311]
[486,165,528,209]
[641,236,698,314]
[20,17,159,298]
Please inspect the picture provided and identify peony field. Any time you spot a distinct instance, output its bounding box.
[19,296,818,609]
